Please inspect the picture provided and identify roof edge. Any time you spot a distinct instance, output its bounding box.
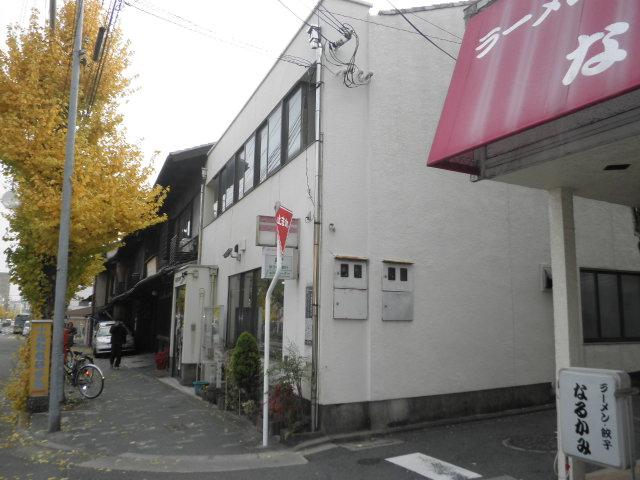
[378,1,474,16]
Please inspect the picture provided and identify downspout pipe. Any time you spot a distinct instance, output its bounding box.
[310,21,323,433]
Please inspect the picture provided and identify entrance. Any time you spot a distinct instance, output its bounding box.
[172,284,186,378]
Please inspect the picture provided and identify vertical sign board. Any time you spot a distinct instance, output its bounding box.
[559,368,634,469]
[29,320,53,397]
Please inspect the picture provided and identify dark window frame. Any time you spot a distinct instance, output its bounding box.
[209,68,316,223]
[581,268,640,343]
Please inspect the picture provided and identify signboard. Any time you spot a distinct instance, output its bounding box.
[29,320,52,397]
[261,247,298,280]
[558,368,634,469]
[305,285,313,345]
[256,215,299,248]
[428,0,640,174]
[275,206,293,254]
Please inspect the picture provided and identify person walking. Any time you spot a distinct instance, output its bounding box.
[109,320,127,369]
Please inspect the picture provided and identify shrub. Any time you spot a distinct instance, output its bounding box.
[3,337,31,420]
[229,332,260,399]
[268,343,311,431]
[154,348,169,370]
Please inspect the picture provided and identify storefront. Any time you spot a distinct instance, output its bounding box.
[428,1,640,479]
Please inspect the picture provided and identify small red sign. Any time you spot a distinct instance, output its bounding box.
[275,206,293,254]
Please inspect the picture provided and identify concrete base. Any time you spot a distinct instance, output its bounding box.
[26,395,49,413]
[319,382,554,433]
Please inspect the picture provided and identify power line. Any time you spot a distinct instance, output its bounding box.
[386,0,457,61]
[408,10,462,41]
[122,0,313,69]
[273,0,338,44]
[329,10,461,44]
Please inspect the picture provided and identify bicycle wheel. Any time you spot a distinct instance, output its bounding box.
[75,364,104,399]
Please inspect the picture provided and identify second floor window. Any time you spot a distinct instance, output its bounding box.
[221,159,235,212]
[286,87,302,159]
[267,107,282,175]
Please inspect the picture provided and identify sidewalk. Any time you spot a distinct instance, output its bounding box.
[27,353,307,473]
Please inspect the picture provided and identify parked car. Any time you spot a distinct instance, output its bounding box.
[92,321,135,356]
[13,314,30,334]
[21,320,31,336]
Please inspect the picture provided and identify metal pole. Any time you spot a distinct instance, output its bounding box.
[197,167,206,264]
[262,235,282,447]
[49,0,56,31]
[48,0,83,433]
[627,395,637,480]
[310,22,323,433]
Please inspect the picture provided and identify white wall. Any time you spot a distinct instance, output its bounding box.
[200,0,640,410]
[315,3,640,406]
[202,18,321,356]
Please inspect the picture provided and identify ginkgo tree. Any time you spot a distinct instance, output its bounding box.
[0,0,167,318]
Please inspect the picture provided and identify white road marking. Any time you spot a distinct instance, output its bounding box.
[386,453,482,480]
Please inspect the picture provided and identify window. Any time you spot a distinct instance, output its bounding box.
[581,269,640,342]
[286,87,303,159]
[176,203,192,239]
[237,136,255,199]
[220,159,235,212]
[257,125,268,183]
[208,70,317,223]
[267,107,282,175]
[226,269,283,359]
[210,176,220,220]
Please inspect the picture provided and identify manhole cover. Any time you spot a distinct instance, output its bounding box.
[357,457,382,465]
[503,433,557,453]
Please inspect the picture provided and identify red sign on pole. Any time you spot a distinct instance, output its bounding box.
[275,206,293,254]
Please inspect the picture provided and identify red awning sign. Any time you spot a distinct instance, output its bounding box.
[428,0,640,174]
[275,206,293,254]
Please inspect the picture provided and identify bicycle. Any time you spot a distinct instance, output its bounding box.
[64,349,104,399]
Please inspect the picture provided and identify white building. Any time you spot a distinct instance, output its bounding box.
[185,0,640,433]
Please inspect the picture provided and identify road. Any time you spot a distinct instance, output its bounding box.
[0,332,635,480]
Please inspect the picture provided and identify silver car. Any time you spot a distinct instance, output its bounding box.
[92,321,135,356]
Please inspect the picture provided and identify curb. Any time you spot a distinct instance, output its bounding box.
[292,403,556,452]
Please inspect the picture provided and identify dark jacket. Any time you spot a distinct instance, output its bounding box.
[109,323,127,346]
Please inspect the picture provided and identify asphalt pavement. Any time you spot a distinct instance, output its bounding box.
[1,331,639,480]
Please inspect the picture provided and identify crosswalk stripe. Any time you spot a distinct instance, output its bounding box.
[386,453,482,480]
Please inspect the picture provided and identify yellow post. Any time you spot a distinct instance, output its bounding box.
[27,320,53,412]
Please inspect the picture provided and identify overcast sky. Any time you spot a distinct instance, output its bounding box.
[0,0,457,297]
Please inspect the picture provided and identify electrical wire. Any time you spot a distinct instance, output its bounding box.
[407,10,462,40]
[386,0,457,61]
[122,0,313,69]
[329,10,460,44]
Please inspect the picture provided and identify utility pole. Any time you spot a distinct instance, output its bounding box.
[49,0,56,31]
[48,0,84,433]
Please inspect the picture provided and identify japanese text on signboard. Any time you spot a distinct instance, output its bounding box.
[475,0,630,86]
[559,368,631,469]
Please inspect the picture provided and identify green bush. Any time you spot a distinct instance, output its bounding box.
[229,332,260,398]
